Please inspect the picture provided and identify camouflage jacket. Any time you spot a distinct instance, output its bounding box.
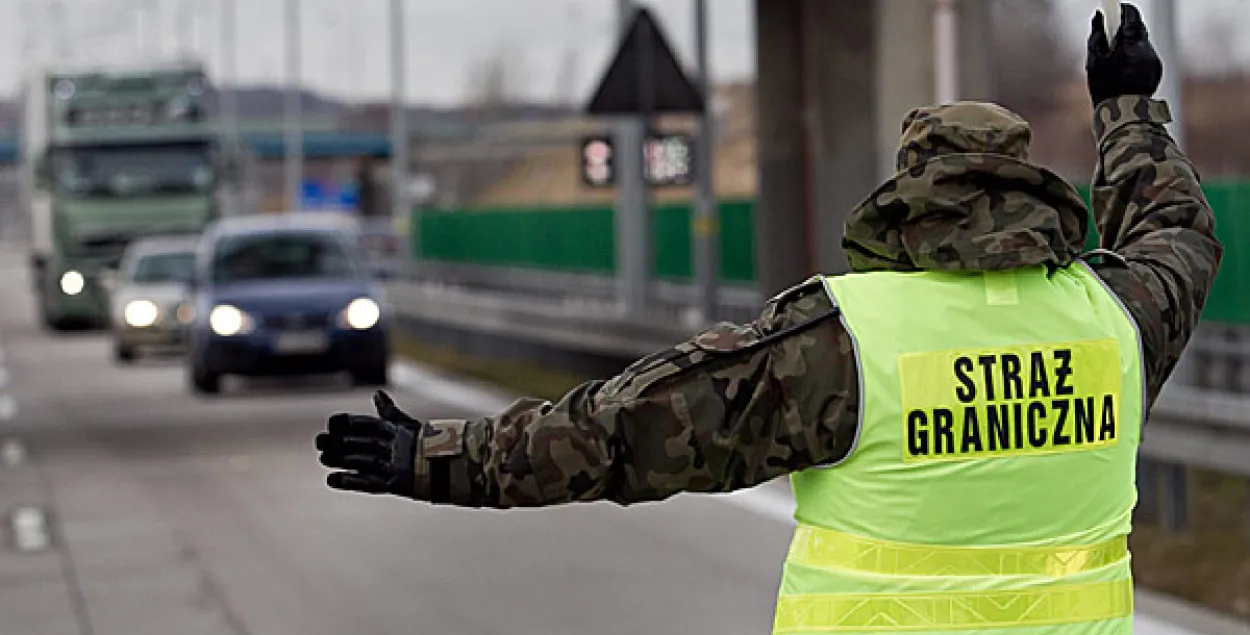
[410,95,1222,509]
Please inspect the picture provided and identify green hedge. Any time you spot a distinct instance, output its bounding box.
[414,182,1249,323]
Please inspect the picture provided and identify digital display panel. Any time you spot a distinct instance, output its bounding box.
[579,133,696,188]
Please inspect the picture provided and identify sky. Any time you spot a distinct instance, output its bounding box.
[0,0,1247,105]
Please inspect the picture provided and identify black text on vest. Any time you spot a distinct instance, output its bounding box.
[900,342,1123,462]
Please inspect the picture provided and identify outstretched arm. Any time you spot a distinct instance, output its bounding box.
[409,278,860,509]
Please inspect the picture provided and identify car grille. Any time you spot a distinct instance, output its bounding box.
[162,302,183,325]
[262,312,332,330]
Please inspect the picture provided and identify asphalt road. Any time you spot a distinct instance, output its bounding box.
[0,248,1235,635]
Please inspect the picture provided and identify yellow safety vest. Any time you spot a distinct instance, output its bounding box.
[774,262,1144,635]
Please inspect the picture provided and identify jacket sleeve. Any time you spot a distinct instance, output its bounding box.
[1088,96,1223,406]
[408,277,861,509]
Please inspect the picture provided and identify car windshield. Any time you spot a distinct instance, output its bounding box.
[212,232,356,284]
[129,251,195,284]
[53,142,214,196]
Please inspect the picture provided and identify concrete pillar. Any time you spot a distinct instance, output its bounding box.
[802,0,878,276]
[755,0,996,297]
[874,0,994,181]
[754,0,810,298]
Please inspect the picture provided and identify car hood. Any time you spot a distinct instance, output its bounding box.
[208,279,375,315]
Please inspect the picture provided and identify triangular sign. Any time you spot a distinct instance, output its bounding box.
[586,7,705,116]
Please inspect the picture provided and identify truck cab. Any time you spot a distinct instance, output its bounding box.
[23,63,238,330]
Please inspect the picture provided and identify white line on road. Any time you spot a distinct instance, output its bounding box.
[0,394,17,420]
[391,361,515,414]
[9,506,50,553]
[0,437,25,467]
[716,487,796,525]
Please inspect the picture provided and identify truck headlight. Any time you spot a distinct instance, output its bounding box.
[123,300,159,328]
[341,298,380,330]
[60,271,84,296]
[209,304,252,336]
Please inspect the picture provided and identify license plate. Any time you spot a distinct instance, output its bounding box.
[274,331,328,354]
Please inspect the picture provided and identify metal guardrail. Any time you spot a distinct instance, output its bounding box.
[1141,384,1250,536]
[404,260,763,325]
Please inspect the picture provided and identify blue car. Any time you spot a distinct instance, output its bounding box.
[184,214,390,395]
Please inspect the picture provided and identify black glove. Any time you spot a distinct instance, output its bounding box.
[316,390,422,497]
[1086,3,1163,107]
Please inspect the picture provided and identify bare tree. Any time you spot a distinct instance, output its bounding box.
[988,0,1079,117]
[464,44,525,110]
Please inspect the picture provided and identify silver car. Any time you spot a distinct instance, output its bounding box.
[105,235,200,363]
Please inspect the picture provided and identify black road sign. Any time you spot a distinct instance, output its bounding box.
[586,7,704,116]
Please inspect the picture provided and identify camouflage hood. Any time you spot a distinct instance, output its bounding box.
[843,102,1091,273]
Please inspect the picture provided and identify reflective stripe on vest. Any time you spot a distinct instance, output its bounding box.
[788,524,1129,577]
[773,264,1145,635]
[775,579,1134,633]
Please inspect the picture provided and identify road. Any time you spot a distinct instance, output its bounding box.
[0,248,1235,635]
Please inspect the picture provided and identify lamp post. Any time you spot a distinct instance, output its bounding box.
[283,0,303,212]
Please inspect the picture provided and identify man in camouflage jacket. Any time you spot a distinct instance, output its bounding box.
[317,4,1221,511]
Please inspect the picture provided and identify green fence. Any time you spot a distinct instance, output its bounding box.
[414,181,1250,323]
[416,199,757,283]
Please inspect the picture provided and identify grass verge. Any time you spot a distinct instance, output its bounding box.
[392,332,590,403]
[1129,469,1250,621]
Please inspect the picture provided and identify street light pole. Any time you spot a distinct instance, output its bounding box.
[221,0,238,150]
[692,0,718,324]
[615,0,649,318]
[933,0,959,104]
[284,0,303,213]
[1151,0,1194,388]
[390,0,408,223]
[1151,0,1183,147]
[48,0,69,64]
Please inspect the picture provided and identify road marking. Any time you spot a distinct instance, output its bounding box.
[0,437,25,467]
[9,506,50,553]
[716,487,796,525]
[391,361,514,415]
[0,395,17,420]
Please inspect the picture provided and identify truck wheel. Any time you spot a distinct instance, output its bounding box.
[351,363,390,387]
[190,365,222,395]
[114,342,136,364]
[44,315,71,332]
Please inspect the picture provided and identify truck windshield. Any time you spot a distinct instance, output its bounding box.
[53,142,213,196]
[212,233,357,284]
[129,252,195,284]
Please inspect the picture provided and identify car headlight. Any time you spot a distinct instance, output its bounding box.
[209,304,253,336]
[341,298,381,330]
[123,299,159,328]
[60,270,84,296]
